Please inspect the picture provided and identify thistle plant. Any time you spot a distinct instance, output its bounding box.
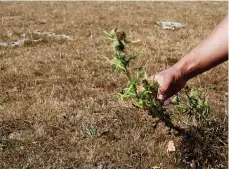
[104,29,214,133]
[104,28,184,133]
[172,89,210,125]
[104,29,227,168]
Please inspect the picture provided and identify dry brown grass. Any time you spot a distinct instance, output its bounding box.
[0,2,228,169]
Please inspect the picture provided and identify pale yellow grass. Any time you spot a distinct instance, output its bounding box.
[0,2,227,168]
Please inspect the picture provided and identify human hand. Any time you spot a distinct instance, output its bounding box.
[150,66,187,101]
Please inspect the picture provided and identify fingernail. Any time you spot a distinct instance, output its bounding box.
[158,94,164,100]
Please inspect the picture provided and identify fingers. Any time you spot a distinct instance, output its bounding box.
[150,75,164,100]
[155,74,172,101]
[149,74,171,100]
[151,66,186,101]
[154,75,163,100]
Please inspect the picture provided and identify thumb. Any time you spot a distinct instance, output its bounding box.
[154,75,167,100]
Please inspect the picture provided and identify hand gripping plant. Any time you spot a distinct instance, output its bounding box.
[104,29,184,133]
[104,29,227,168]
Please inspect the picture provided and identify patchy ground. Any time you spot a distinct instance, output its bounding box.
[0,2,228,169]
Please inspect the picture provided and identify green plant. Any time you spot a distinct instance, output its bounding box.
[104,28,185,133]
[104,29,215,132]
[104,29,227,168]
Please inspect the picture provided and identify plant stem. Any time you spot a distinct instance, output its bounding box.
[124,65,139,96]
[124,66,132,81]
[149,108,185,134]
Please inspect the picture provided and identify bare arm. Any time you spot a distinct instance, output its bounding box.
[154,16,228,100]
[175,15,228,81]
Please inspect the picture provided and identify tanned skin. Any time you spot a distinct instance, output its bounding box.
[153,16,228,100]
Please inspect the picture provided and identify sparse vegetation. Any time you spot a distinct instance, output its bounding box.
[105,29,228,168]
[0,2,227,169]
[104,28,185,133]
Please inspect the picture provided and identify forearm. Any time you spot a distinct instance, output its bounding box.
[174,16,228,81]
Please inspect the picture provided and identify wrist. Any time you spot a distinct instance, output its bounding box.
[173,53,199,82]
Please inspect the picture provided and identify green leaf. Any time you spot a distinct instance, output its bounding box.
[149,80,160,89]
[120,80,137,99]
[136,68,147,81]
[105,36,115,41]
[133,99,144,108]
[104,29,117,41]
[171,95,180,105]
[112,57,125,71]
[87,125,96,136]
[124,39,141,44]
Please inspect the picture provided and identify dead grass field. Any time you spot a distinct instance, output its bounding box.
[0,2,228,169]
